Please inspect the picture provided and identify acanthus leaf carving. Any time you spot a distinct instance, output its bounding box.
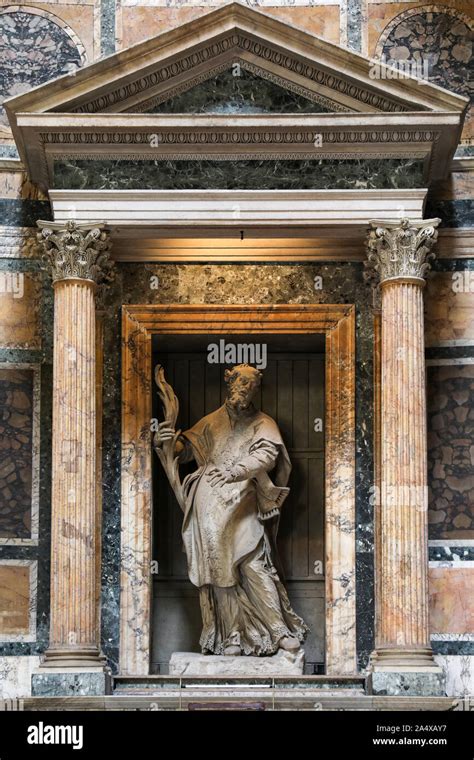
[37,220,114,288]
[365,218,440,284]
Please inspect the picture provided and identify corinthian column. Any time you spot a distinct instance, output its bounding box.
[36,221,112,671]
[366,218,444,696]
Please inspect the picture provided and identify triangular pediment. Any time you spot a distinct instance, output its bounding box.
[4,2,468,188]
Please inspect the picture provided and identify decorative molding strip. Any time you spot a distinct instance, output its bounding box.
[429,562,474,568]
[430,540,474,547]
[50,152,427,164]
[431,634,474,641]
[451,157,474,173]
[40,128,437,147]
[437,228,474,258]
[426,358,474,365]
[0,227,40,259]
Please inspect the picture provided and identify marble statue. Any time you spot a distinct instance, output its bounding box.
[153,363,309,657]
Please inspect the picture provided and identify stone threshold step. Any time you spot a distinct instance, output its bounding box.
[114,675,367,691]
[20,695,457,711]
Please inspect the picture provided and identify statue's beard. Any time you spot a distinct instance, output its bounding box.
[227,390,251,412]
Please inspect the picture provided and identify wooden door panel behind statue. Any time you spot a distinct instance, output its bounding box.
[152,345,325,673]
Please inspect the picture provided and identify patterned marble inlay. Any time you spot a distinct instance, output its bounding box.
[0,9,85,125]
[0,365,39,544]
[427,364,474,538]
[376,7,473,141]
[52,158,424,190]
[377,7,472,105]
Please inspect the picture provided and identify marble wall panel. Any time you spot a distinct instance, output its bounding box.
[0,560,36,641]
[429,567,474,634]
[434,654,474,698]
[53,158,424,191]
[431,173,474,203]
[425,273,474,347]
[117,3,341,49]
[0,654,40,698]
[0,272,41,349]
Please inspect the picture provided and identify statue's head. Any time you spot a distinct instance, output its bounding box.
[224,364,262,411]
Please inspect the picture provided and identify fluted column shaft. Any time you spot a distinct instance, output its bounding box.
[367,218,439,668]
[49,278,99,662]
[37,221,112,667]
[378,278,429,655]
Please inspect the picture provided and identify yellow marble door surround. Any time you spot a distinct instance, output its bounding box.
[120,304,356,676]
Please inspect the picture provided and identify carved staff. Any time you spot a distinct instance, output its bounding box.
[153,364,186,512]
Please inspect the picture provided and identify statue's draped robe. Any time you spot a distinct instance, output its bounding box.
[179,402,309,655]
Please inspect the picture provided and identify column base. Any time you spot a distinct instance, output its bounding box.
[368,648,445,697]
[31,667,112,697]
[39,646,106,669]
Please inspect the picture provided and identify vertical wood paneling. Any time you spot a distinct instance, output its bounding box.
[261,358,277,420]
[293,360,309,449]
[309,356,325,450]
[277,360,292,447]
[308,457,324,576]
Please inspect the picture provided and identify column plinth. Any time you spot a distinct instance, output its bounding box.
[33,222,112,694]
[366,219,445,696]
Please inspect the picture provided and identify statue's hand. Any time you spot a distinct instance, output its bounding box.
[154,420,176,448]
[207,466,233,488]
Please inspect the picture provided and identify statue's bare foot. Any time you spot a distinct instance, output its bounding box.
[224,645,241,656]
[279,636,300,652]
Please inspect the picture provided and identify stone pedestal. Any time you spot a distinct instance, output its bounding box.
[35,221,112,695]
[31,668,112,697]
[169,650,305,676]
[366,219,444,697]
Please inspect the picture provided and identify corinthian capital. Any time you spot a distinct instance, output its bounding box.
[37,220,113,285]
[366,218,440,285]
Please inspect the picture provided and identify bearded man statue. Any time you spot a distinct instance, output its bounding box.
[154,363,309,657]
